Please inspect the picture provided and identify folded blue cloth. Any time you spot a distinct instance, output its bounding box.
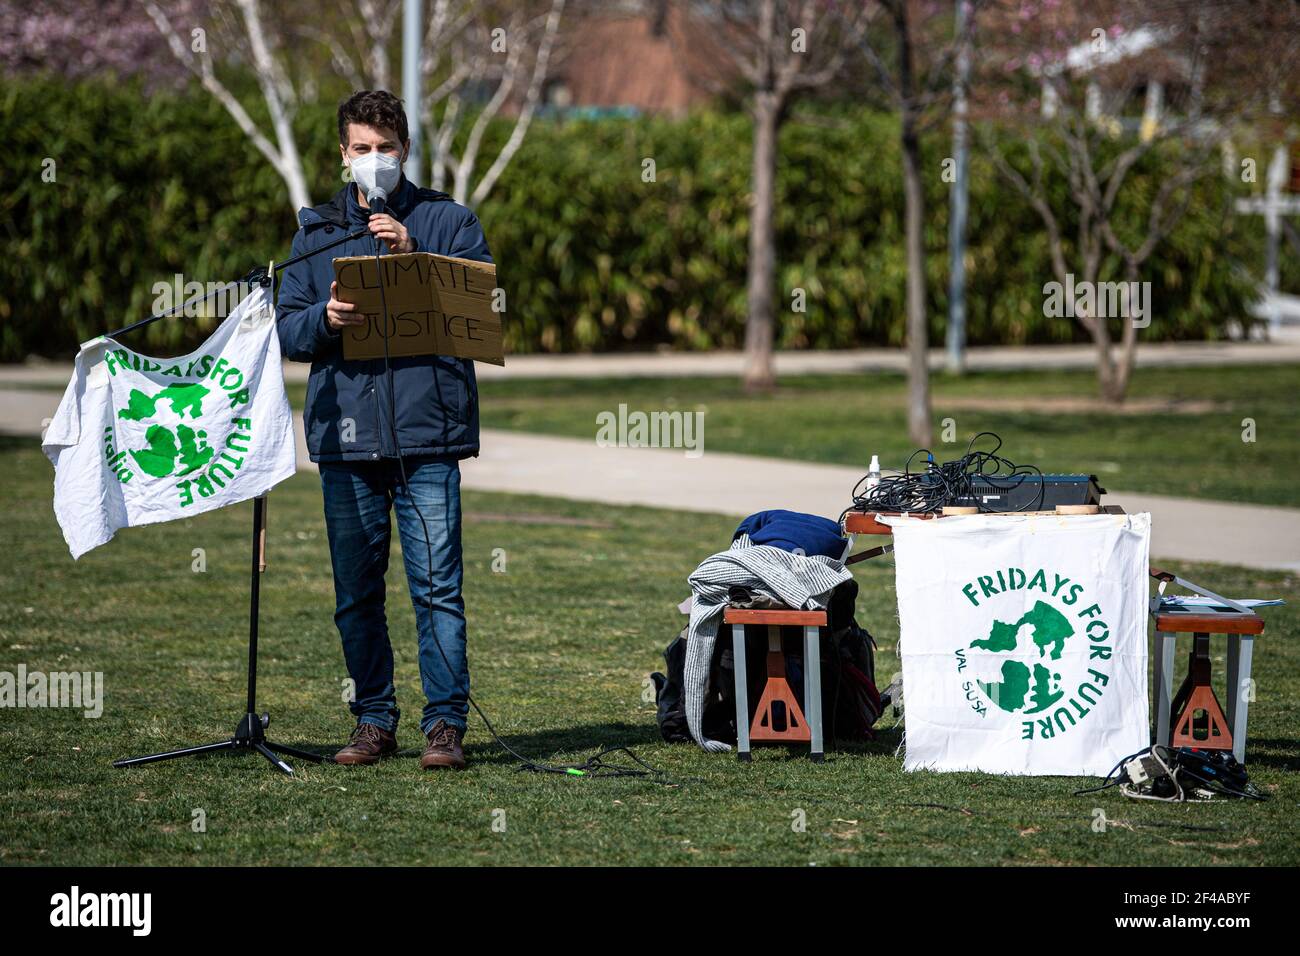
[732,509,848,560]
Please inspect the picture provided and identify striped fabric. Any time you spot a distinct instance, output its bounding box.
[684,534,851,751]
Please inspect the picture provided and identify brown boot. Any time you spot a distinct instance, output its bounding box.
[333,722,397,765]
[420,719,466,770]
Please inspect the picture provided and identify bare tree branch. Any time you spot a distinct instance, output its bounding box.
[140,0,311,211]
[471,0,565,206]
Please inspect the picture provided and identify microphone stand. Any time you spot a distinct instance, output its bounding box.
[110,223,369,777]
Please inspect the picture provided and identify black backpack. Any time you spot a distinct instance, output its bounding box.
[651,579,881,746]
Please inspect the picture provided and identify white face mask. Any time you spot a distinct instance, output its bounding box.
[349,151,402,200]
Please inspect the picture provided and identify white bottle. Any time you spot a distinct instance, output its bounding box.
[866,454,881,491]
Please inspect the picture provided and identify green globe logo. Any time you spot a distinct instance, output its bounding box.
[116,382,216,479]
[969,599,1075,715]
[954,568,1116,743]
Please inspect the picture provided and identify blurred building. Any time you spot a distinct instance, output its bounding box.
[540,0,736,118]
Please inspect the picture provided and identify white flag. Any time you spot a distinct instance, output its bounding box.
[42,285,297,559]
[885,512,1151,776]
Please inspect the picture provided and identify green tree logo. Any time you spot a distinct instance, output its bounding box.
[117,383,215,479]
[969,600,1075,715]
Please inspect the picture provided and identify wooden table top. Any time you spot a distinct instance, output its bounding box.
[843,505,1126,535]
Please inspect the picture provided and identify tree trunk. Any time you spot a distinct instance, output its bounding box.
[1109,262,1143,403]
[1094,332,1118,402]
[743,91,780,394]
[894,0,931,446]
[1079,302,1125,404]
[900,118,932,445]
[945,0,972,375]
[276,135,312,214]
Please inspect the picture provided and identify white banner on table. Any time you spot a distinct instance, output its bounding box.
[885,512,1151,776]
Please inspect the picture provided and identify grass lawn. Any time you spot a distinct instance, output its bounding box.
[1,438,1297,866]
[465,364,1300,508]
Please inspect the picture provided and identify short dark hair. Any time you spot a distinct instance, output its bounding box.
[338,90,409,145]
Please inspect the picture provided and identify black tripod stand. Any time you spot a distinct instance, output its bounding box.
[112,496,326,776]
[109,228,368,776]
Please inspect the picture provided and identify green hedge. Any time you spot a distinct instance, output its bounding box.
[0,76,1271,360]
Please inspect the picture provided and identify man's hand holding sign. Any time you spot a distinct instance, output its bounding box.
[331,250,503,365]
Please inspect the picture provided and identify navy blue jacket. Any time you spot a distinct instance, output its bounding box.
[733,510,848,560]
[275,177,493,463]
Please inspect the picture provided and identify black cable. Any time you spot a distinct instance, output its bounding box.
[368,231,671,783]
[1173,750,1268,801]
[1072,746,1152,796]
[1073,744,1269,801]
[841,432,1045,523]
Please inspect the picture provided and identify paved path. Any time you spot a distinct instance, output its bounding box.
[466,338,1300,380]
[4,334,1300,387]
[8,383,1298,571]
[460,429,1300,572]
[0,388,61,437]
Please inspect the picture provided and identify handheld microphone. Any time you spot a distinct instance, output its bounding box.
[366,186,388,217]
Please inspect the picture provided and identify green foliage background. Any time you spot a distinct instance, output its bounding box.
[0,76,1273,360]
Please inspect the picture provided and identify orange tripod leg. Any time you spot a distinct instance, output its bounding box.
[1169,633,1233,752]
[749,625,811,743]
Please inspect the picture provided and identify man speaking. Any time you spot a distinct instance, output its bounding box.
[276,90,492,770]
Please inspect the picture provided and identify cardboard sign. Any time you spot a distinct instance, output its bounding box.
[333,252,503,365]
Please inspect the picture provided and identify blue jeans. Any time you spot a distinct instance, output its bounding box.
[319,456,468,736]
